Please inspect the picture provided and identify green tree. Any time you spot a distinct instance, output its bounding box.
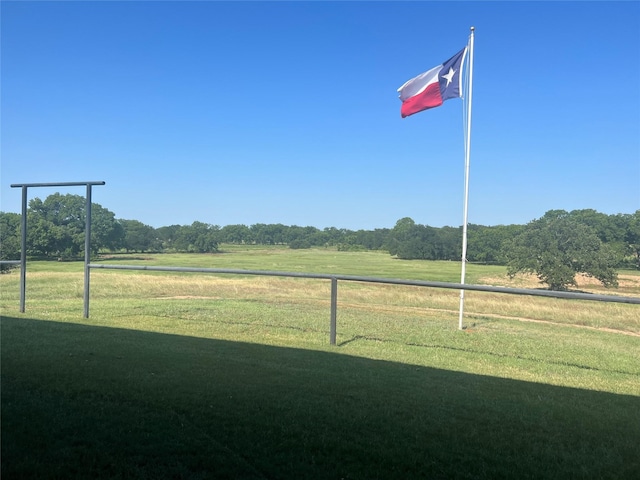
[26,193,122,258]
[91,204,125,253]
[352,228,389,250]
[569,209,628,264]
[626,210,640,269]
[504,210,619,291]
[323,227,351,248]
[250,223,288,245]
[119,219,158,252]
[220,224,253,244]
[436,226,461,261]
[156,225,181,251]
[174,222,219,253]
[28,195,84,257]
[0,212,21,271]
[387,217,417,258]
[387,218,460,260]
[467,224,523,264]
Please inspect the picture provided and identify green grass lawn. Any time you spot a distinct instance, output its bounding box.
[96,246,508,283]
[2,248,640,479]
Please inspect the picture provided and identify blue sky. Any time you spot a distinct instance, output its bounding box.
[2,1,639,230]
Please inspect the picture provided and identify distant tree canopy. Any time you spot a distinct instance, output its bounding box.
[628,211,640,269]
[387,217,460,261]
[1,194,638,285]
[118,219,159,253]
[0,212,21,270]
[26,193,123,258]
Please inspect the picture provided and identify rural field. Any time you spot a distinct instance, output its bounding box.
[2,246,639,479]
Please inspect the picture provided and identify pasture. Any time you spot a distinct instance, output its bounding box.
[2,247,639,479]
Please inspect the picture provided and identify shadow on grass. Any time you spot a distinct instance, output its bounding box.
[2,316,639,480]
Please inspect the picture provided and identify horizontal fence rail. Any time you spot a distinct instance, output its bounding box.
[88,263,640,345]
[88,263,640,304]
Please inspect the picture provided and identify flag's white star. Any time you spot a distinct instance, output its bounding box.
[442,67,456,86]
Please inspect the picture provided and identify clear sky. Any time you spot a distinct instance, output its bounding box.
[1,1,639,230]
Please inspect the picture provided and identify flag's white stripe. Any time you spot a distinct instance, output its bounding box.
[397,64,443,101]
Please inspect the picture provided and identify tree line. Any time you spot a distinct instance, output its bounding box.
[1,193,639,290]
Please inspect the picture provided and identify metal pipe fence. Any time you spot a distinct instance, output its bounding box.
[88,263,640,345]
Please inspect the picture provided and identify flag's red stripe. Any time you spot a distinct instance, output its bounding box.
[400,83,443,118]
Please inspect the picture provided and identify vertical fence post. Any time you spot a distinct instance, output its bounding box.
[330,277,337,345]
[19,186,28,313]
[83,184,92,319]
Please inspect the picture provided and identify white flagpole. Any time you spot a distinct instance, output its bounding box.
[459,26,475,330]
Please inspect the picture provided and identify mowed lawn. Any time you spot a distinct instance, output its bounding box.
[2,248,640,479]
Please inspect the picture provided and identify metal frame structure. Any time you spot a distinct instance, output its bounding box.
[10,181,106,317]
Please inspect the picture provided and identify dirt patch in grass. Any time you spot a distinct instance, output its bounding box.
[157,295,219,300]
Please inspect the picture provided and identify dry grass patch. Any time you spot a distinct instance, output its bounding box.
[335,279,640,336]
[464,292,640,335]
[2,258,638,338]
[10,269,635,336]
[479,271,640,295]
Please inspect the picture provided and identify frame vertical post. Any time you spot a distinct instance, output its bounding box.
[83,184,92,318]
[330,277,337,345]
[19,186,28,313]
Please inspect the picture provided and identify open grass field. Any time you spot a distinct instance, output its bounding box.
[2,246,640,479]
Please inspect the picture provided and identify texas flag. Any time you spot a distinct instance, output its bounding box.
[397,48,467,118]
